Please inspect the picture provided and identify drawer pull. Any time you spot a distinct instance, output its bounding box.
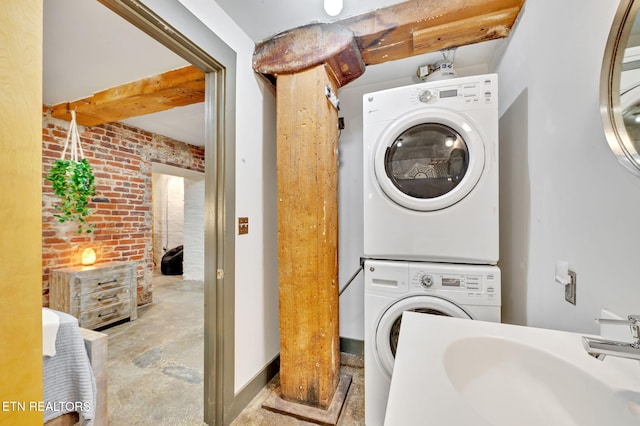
[97,295,118,302]
[98,278,118,286]
[98,310,118,318]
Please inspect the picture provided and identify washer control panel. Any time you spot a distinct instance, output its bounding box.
[409,262,499,303]
[411,270,482,291]
[364,260,500,305]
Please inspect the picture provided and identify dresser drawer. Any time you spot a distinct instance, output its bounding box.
[50,261,138,329]
[76,268,133,295]
[80,286,130,312]
[81,301,132,329]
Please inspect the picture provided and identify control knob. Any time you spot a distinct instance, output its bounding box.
[420,274,433,288]
[418,90,435,103]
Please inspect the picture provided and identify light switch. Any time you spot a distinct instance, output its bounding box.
[555,260,569,285]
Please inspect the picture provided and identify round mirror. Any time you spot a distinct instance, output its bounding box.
[602,0,640,175]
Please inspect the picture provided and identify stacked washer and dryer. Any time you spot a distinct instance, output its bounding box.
[362,74,502,425]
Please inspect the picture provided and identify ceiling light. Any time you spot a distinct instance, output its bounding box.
[324,0,343,17]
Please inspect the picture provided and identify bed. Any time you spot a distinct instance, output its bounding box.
[43,308,107,426]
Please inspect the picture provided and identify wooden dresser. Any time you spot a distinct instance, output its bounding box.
[50,261,138,330]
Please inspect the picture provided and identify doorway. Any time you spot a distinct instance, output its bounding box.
[96,1,237,424]
[152,164,205,280]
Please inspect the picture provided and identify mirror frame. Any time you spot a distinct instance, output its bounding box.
[601,0,640,176]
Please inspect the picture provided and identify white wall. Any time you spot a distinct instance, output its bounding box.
[179,0,280,394]
[498,89,530,326]
[494,0,640,333]
[167,176,185,248]
[152,173,184,269]
[152,173,166,269]
[183,177,205,281]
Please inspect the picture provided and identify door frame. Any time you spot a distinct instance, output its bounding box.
[98,1,236,424]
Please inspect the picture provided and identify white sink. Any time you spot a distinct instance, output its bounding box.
[444,336,640,425]
[384,312,640,426]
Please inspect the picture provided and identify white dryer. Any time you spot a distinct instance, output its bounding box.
[363,74,499,264]
[363,259,501,426]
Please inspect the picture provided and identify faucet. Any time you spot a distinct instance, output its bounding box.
[582,315,640,361]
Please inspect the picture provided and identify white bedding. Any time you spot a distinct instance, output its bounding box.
[43,309,96,425]
[42,308,60,356]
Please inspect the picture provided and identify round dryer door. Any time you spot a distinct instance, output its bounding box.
[374,108,485,211]
[374,295,472,379]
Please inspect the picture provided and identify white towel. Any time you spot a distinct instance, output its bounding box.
[42,308,60,356]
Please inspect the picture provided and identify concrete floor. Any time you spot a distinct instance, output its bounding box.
[103,275,204,425]
[230,354,364,426]
[103,275,364,425]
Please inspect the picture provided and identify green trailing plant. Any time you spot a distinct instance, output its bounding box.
[47,111,97,234]
[47,158,96,234]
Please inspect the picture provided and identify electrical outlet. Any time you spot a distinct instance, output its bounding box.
[238,217,249,235]
[565,270,577,305]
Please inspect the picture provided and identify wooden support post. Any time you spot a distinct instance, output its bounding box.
[256,27,358,423]
[276,64,340,409]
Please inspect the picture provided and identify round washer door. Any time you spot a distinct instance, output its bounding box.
[374,108,485,211]
[374,295,472,379]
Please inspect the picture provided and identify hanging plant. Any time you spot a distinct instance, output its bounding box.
[47,158,96,233]
[46,111,96,234]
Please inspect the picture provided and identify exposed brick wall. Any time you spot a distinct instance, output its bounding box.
[41,114,205,307]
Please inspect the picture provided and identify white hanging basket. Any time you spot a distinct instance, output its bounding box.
[61,110,85,161]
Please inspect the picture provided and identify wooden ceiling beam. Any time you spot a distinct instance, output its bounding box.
[48,65,205,126]
[253,0,525,86]
[253,23,365,87]
[411,8,521,55]
[342,0,523,65]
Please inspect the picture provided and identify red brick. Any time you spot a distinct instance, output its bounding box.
[42,115,204,306]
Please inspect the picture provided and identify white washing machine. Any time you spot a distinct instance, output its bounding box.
[364,259,501,426]
[363,74,499,264]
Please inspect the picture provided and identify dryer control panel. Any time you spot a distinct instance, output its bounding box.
[411,76,496,108]
[363,73,498,127]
